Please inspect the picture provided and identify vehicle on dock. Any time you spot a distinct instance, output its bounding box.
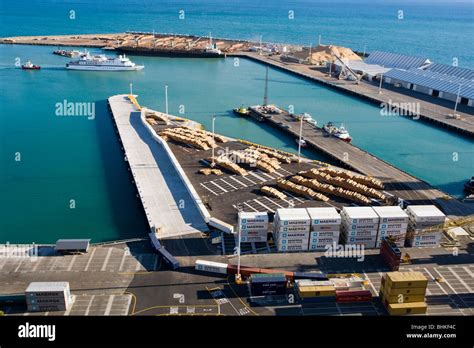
[233,106,250,117]
[204,33,222,56]
[464,177,474,194]
[294,112,317,126]
[21,61,40,70]
[323,122,352,142]
[296,138,308,147]
[66,52,144,71]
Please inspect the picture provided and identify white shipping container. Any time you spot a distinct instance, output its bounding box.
[306,207,341,225]
[407,239,440,247]
[274,224,311,233]
[310,230,340,238]
[276,238,309,245]
[278,231,311,239]
[278,244,308,252]
[309,236,338,244]
[343,229,378,237]
[379,222,408,230]
[195,260,228,274]
[342,221,379,230]
[341,207,379,224]
[345,235,378,243]
[372,206,409,223]
[241,235,268,243]
[406,205,445,222]
[238,211,268,222]
[240,223,268,231]
[310,224,341,232]
[309,244,332,251]
[240,230,268,237]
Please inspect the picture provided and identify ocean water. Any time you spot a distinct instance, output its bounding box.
[1,0,473,68]
[0,1,473,243]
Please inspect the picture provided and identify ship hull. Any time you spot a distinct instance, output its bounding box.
[65,64,144,71]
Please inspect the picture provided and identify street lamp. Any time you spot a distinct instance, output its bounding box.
[165,85,169,114]
[211,116,216,167]
[298,115,303,162]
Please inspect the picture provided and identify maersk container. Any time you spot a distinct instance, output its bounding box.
[306,207,341,225]
[274,224,310,233]
[279,231,310,239]
[341,207,379,224]
[310,224,340,232]
[238,211,268,223]
[195,260,228,274]
[240,223,268,231]
[278,244,308,252]
[344,229,378,237]
[310,230,340,238]
[241,235,267,243]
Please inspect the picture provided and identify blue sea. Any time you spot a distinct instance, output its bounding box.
[0,1,473,243]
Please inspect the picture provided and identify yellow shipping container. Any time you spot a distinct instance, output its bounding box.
[383,293,425,304]
[383,272,428,289]
[298,285,336,298]
[387,302,427,315]
[382,286,427,296]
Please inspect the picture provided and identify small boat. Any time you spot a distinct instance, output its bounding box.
[21,61,40,70]
[296,138,308,147]
[464,177,474,194]
[323,122,352,142]
[233,106,250,116]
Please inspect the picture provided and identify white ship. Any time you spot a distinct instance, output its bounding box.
[66,52,144,71]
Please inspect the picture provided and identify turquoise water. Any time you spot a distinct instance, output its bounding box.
[1,0,473,68]
[1,44,473,244]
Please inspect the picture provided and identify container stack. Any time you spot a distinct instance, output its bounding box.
[238,212,269,243]
[340,207,379,249]
[250,273,287,297]
[373,206,409,248]
[379,272,428,315]
[306,207,341,251]
[405,205,446,247]
[295,279,336,303]
[273,208,311,252]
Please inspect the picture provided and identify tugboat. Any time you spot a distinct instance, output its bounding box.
[21,61,41,70]
[464,177,474,194]
[233,106,250,117]
[323,122,352,142]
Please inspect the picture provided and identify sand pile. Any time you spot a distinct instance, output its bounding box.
[310,45,361,64]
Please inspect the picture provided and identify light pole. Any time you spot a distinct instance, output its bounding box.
[378,67,384,94]
[211,116,216,167]
[453,84,462,115]
[298,115,303,162]
[165,85,169,114]
[236,209,243,283]
[309,43,312,64]
[129,83,133,96]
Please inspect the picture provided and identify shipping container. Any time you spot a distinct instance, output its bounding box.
[387,302,427,315]
[278,244,309,252]
[380,283,427,296]
[240,223,268,231]
[382,293,425,304]
[310,231,340,238]
[241,235,268,243]
[341,207,379,224]
[297,285,336,298]
[383,272,428,289]
[195,260,228,274]
[310,224,341,232]
[406,205,445,223]
[342,221,379,230]
[274,225,311,233]
[238,211,269,224]
[306,207,341,225]
[344,229,379,237]
[336,290,372,303]
[293,272,329,281]
[373,206,409,223]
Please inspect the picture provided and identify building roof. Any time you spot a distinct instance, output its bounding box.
[425,63,474,80]
[55,239,90,251]
[26,282,70,293]
[335,59,392,76]
[365,51,431,70]
[384,68,474,99]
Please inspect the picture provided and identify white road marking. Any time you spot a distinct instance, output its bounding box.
[363,272,378,295]
[85,295,95,316]
[48,257,61,271]
[67,255,77,272]
[253,199,273,212]
[448,267,473,293]
[124,294,132,316]
[243,202,258,212]
[229,176,247,188]
[221,179,238,190]
[101,248,113,271]
[14,259,24,273]
[104,295,115,316]
[248,171,266,182]
[462,266,474,278]
[200,183,218,196]
[84,248,96,272]
[256,170,275,180]
[119,250,128,271]
[210,181,227,193]
[31,257,42,273]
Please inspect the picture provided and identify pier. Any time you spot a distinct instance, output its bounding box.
[249,106,474,218]
[108,95,209,239]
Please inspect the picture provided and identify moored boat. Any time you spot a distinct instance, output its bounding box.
[21,61,40,70]
[233,106,250,116]
[323,122,352,142]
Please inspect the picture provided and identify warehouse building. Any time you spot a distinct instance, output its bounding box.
[25,282,73,312]
[364,51,431,70]
[384,64,474,107]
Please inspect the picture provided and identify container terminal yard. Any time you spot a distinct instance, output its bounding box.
[1,94,472,318]
[1,32,473,136]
